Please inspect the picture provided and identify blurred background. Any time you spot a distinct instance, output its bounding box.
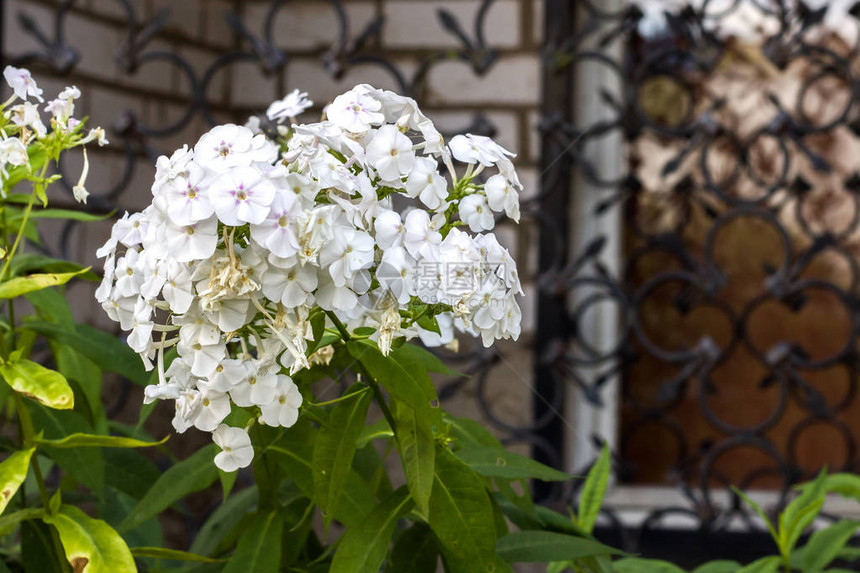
[5,0,860,566]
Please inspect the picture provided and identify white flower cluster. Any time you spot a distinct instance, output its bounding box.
[1,66,107,201]
[96,84,523,471]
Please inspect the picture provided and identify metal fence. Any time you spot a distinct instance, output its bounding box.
[6,0,860,564]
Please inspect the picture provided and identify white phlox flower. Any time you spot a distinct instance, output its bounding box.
[267,89,313,123]
[98,84,524,469]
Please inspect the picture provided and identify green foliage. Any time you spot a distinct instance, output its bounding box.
[0,447,34,515]
[312,382,372,530]
[44,505,136,573]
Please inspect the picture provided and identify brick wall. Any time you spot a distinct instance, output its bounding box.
[3,0,542,438]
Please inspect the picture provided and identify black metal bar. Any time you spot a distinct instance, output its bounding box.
[532,0,576,501]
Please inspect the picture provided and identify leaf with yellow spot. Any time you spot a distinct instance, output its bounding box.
[0,358,74,410]
[0,447,34,515]
[43,505,136,573]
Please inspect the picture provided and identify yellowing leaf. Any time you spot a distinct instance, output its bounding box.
[0,448,34,515]
[43,505,136,573]
[0,358,74,410]
[0,267,91,299]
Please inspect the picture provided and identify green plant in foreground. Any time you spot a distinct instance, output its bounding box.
[547,449,860,573]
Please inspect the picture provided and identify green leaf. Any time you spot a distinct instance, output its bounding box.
[25,321,150,386]
[390,396,435,516]
[26,287,75,324]
[36,433,167,449]
[0,506,44,531]
[21,519,65,573]
[356,418,393,447]
[268,421,375,528]
[44,504,136,573]
[800,520,860,572]
[131,547,223,563]
[807,472,860,502]
[577,444,612,534]
[444,413,503,449]
[9,255,97,281]
[28,208,114,222]
[29,405,104,495]
[0,358,74,410]
[347,340,439,420]
[103,449,162,501]
[731,487,777,542]
[189,486,257,557]
[313,383,372,530]
[55,345,105,433]
[348,340,438,514]
[118,444,219,533]
[330,486,413,573]
[735,556,780,573]
[218,468,237,502]
[353,326,377,337]
[613,558,685,573]
[496,531,621,563]
[692,561,741,573]
[416,314,441,335]
[387,523,439,573]
[454,446,570,482]
[99,488,161,550]
[494,494,588,537]
[780,469,827,553]
[222,511,283,573]
[395,343,464,378]
[0,268,90,299]
[0,447,34,515]
[427,447,496,573]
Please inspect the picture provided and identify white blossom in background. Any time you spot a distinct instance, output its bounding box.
[632,0,858,43]
[96,84,524,472]
[1,65,104,198]
[266,89,313,123]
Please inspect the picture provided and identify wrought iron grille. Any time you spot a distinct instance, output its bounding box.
[6,0,860,564]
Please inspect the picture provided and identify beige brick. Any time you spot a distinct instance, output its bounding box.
[383,0,521,49]
[65,12,123,81]
[86,86,148,135]
[244,1,377,50]
[519,284,536,333]
[151,101,207,151]
[4,0,55,61]
[230,60,279,108]
[527,109,541,163]
[517,166,539,201]
[117,39,177,95]
[532,0,544,46]
[426,110,520,156]
[426,55,540,105]
[202,0,237,48]
[288,57,415,105]
[87,0,135,20]
[176,46,228,104]
[493,224,518,258]
[151,0,203,41]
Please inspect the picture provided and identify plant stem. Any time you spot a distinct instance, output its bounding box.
[324,310,398,432]
[15,394,68,571]
[0,188,38,283]
[14,395,49,507]
[324,311,350,342]
[308,386,371,407]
